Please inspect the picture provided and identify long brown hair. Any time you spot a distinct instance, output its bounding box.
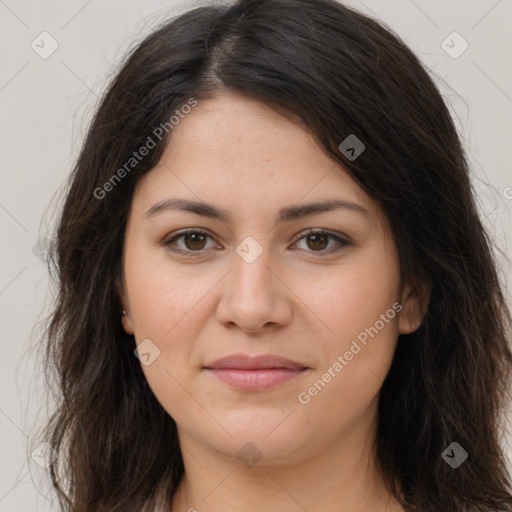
[37,0,512,510]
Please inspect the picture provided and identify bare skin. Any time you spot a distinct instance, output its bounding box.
[119,93,428,512]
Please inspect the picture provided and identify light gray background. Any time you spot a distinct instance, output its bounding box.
[1,0,511,510]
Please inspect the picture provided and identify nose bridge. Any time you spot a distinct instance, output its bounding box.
[215,234,291,331]
[231,234,275,302]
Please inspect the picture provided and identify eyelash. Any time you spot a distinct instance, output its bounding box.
[161,228,351,257]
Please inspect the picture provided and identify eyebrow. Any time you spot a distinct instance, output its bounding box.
[144,197,370,223]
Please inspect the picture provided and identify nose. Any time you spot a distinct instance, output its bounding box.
[215,240,293,333]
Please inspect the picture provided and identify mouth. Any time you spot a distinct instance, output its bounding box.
[203,354,310,392]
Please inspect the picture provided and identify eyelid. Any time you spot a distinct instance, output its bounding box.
[291,228,351,253]
[293,228,351,244]
[161,228,219,256]
[162,227,351,256]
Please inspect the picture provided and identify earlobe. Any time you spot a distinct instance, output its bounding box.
[398,280,431,334]
[121,311,134,335]
[115,274,134,335]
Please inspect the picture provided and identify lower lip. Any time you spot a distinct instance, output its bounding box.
[205,368,308,391]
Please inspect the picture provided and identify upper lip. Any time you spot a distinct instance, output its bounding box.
[204,354,308,370]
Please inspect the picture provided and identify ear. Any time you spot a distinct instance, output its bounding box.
[115,273,134,335]
[398,279,431,334]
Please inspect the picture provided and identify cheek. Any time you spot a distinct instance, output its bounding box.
[305,273,400,380]
[125,244,214,338]
[295,247,401,411]
[296,298,400,434]
[300,249,401,344]
[124,249,215,420]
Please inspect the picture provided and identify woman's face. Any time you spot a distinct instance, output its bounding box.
[120,93,423,465]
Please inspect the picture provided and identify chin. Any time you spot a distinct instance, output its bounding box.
[201,408,313,465]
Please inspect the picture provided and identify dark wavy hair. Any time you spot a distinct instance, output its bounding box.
[36,0,512,510]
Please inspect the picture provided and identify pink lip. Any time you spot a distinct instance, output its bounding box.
[203,354,310,392]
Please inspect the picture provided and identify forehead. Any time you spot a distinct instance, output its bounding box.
[161,93,328,170]
[131,93,380,222]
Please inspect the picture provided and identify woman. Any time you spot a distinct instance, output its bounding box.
[38,0,512,510]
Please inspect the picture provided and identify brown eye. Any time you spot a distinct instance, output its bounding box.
[306,233,329,251]
[183,232,207,250]
[162,229,218,256]
[294,229,350,254]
